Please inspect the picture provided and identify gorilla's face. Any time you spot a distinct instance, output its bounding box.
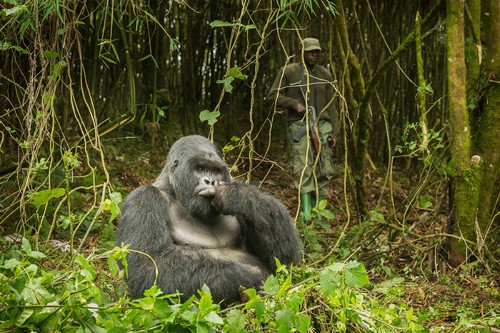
[166,136,230,220]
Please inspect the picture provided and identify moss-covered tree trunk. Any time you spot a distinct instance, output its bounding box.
[465,0,481,89]
[447,0,499,265]
[446,0,477,264]
[472,0,500,260]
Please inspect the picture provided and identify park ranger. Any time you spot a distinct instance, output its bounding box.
[267,37,340,220]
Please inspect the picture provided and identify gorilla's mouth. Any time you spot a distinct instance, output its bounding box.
[187,192,217,219]
[198,188,216,197]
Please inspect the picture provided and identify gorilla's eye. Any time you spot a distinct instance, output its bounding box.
[195,166,206,173]
[195,165,222,176]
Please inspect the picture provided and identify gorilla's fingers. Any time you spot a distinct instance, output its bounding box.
[199,188,216,197]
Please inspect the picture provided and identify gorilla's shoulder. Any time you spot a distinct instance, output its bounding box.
[122,185,169,209]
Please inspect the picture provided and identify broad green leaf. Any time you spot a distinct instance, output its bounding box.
[262,274,279,295]
[16,308,34,326]
[296,314,311,333]
[21,237,32,252]
[319,266,341,295]
[254,300,265,319]
[287,292,304,312]
[345,261,370,288]
[143,285,162,297]
[328,262,345,272]
[225,309,246,332]
[319,209,335,220]
[29,188,66,209]
[180,309,198,324]
[276,308,294,333]
[198,289,214,314]
[5,5,27,16]
[227,67,247,80]
[21,285,37,303]
[419,195,433,209]
[107,255,120,276]
[153,299,172,319]
[217,76,235,93]
[103,192,122,222]
[136,295,155,310]
[205,311,224,325]
[51,60,67,81]
[75,254,97,280]
[199,110,220,126]
[29,251,46,259]
[4,258,21,269]
[43,50,58,59]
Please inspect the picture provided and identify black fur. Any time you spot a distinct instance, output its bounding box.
[116,135,301,304]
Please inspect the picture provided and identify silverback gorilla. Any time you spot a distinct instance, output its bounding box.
[116,135,301,304]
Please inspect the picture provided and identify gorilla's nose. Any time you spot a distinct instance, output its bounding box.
[201,176,218,187]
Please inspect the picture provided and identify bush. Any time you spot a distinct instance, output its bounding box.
[0,238,430,332]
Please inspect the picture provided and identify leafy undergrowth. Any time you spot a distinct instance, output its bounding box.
[0,238,427,332]
[1,236,498,332]
[1,138,498,332]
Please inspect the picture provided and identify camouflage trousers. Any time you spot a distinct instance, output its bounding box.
[288,120,335,196]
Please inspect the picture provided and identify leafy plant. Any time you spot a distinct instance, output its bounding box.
[199,109,221,126]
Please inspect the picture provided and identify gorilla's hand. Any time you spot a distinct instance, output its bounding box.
[209,182,253,217]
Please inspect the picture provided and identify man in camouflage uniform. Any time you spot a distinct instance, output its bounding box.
[267,37,340,220]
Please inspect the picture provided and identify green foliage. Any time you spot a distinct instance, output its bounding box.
[277,0,337,28]
[416,80,434,96]
[0,238,443,332]
[210,20,256,31]
[216,67,248,93]
[199,109,221,126]
[395,122,445,158]
[28,188,66,209]
[297,200,336,258]
[102,192,123,223]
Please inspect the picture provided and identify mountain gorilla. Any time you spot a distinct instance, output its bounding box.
[116,135,301,304]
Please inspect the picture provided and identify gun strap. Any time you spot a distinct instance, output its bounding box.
[300,66,316,109]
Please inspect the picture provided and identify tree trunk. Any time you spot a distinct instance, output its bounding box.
[446,0,476,265]
[465,0,481,90]
[472,0,500,261]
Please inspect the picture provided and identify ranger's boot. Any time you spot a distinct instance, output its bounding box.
[300,193,312,221]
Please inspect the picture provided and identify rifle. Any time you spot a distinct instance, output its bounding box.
[307,105,321,158]
[292,106,322,162]
[296,67,322,162]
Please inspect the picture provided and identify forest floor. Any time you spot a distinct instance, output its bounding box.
[103,135,499,331]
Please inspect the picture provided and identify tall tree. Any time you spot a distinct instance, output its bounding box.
[446,0,473,264]
[471,0,500,262]
[447,0,499,264]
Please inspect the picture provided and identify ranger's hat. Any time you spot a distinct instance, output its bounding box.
[301,38,322,51]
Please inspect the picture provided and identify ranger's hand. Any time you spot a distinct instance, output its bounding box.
[329,134,337,148]
[296,103,306,113]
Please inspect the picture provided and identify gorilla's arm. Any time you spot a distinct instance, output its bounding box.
[211,182,302,271]
[116,185,270,303]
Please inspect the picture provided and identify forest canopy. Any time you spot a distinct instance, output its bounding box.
[0,0,499,332]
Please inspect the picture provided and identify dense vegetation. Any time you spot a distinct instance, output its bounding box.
[0,0,498,331]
